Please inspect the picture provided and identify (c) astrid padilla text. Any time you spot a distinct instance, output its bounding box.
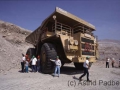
[68,80,120,87]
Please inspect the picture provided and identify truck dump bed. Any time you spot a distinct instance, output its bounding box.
[25,7,95,46]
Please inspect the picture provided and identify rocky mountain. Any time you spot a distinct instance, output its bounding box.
[98,39,120,60]
[0,20,33,53]
[0,20,33,72]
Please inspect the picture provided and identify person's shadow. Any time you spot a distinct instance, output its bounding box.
[18,70,24,73]
[72,76,80,80]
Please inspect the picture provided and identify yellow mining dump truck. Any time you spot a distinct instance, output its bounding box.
[25,7,99,73]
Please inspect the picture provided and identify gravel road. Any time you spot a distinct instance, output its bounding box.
[0,61,120,90]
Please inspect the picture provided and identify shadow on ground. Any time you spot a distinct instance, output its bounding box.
[18,65,84,75]
[60,65,84,75]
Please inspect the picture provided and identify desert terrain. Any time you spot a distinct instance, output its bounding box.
[0,61,120,90]
[0,20,33,73]
[0,20,120,90]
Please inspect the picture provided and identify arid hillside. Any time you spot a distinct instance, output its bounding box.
[0,20,33,53]
[98,39,120,60]
[0,20,33,72]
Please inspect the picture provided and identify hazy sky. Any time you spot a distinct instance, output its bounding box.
[0,0,120,40]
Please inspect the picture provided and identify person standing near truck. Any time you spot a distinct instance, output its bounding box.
[79,57,91,82]
[50,56,61,77]
[21,54,25,73]
[37,55,40,72]
[31,56,37,72]
[25,59,29,73]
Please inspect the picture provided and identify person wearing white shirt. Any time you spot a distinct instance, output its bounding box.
[50,56,61,77]
[106,57,110,68]
[79,57,91,82]
[31,56,37,72]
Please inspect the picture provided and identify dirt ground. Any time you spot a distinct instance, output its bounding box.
[0,61,120,90]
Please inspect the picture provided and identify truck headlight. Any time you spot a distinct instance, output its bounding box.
[69,39,74,45]
[74,40,78,45]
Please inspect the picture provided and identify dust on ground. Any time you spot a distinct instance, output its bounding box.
[0,61,120,90]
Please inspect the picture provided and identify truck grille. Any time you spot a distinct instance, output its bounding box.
[82,44,94,50]
[81,37,94,56]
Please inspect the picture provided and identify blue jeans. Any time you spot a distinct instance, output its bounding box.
[32,65,36,72]
[25,66,28,73]
[54,65,60,76]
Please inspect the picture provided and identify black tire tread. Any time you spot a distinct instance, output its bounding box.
[40,43,57,73]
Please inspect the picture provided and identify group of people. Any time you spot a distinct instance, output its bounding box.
[21,54,40,73]
[106,57,120,68]
[21,53,61,77]
[21,53,120,82]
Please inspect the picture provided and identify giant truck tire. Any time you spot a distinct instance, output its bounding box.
[40,43,57,74]
[74,63,84,70]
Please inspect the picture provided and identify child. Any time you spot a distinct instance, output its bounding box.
[25,60,29,73]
